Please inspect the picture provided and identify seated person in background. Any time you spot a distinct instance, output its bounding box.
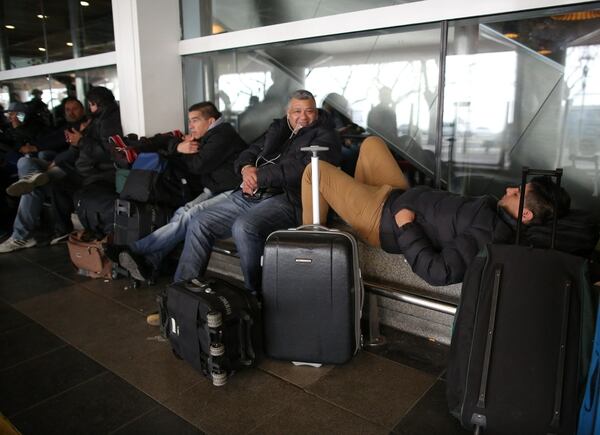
[121,89,341,296]
[0,102,49,171]
[301,136,570,286]
[6,98,88,197]
[0,99,88,252]
[115,102,247,281]
[70,86,123,239]
[322,92,365,175]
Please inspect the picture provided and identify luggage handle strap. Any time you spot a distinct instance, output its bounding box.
[515,167,562,248]
[475,264,502,411]
[550,280,572,429]
[301,146,329,225]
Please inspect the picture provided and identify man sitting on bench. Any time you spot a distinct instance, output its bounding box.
[115,102,247,286]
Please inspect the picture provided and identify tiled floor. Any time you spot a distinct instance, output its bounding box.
[0,244,470,435]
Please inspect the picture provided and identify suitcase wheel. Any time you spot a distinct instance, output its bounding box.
[209,343,225,357]
[206,311,223,328]
[211,370,227,387]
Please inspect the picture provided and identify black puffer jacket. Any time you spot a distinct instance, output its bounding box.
[380,187,514,286]
[170,121,247,194]
[234,110,341,211]
[76,102,122,186]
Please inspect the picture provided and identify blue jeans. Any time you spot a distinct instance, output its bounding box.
[12,157,50,240]
[174,190,297,293]
[132,189,233,269]
[17,155,49,178]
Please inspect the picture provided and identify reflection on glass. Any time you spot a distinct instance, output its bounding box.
[445,11,600,218]
[0,0,114,70]
[0,65,118,125]
[181,0,422,38]
[183,25,440,179]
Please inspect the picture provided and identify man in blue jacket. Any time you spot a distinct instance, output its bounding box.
[124,89,341,295]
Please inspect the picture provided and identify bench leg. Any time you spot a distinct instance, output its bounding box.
[365,292,386,347]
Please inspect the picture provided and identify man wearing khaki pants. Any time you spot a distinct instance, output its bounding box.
[301,136,568,286]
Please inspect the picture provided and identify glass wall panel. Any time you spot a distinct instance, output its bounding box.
[183,23,440,178]
[181,0,421,38]
[445,8,600,218]
[0,0,114,70]
[0,64,118,125]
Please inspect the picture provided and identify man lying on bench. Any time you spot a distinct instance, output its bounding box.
[301,136,575,286]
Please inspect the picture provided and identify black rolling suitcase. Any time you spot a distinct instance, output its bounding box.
[162,277,261,386]
[113,198,172,246]
[261,146,363,365]
[446,167,596,435]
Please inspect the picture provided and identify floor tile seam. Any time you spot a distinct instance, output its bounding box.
[255,360,429,431]
[0,343,68,373]
[7,370,110,419]
[69,278,159,319]
[31,329,207,410]
[151,381,219,433]
[296,388,392,431]
[18,252,74,280]
[0,315,186,424]
[24,259,156,319]
[255,364,323,390]
[21,253,143,315]
[388,378,439,430]
[363,348,447,378]
[258,362,392,430]
[106,404,161,435]
[0,320,35,337]
[362,349,439,379]
[242,391,311,435]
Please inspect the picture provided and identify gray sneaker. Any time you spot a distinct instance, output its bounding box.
[0,237,37,253]
[6,172,50,197]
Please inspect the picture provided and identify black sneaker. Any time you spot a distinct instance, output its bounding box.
[119,250,153,282]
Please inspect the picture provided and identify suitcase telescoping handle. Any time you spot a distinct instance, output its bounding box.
[301,146,330,225]
[515,166,563,248]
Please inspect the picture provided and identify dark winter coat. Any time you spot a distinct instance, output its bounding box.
[170,121,246,195]
[76,102,122,186]
[379,187,514,286]
[234,110,341,211]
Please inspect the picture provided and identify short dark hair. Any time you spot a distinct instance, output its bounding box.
[526,176,571,225]
[63,97,84,109]
[188,102,221,120]
[289,89,315,102]
[86,86,115,108]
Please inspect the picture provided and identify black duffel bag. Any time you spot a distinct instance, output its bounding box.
[120,152,192,208]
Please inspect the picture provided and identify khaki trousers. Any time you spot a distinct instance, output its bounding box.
[301,136,409,247]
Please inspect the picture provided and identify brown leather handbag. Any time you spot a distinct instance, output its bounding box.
[67,231,113,279]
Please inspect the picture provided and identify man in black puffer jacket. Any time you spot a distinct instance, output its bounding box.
[167,89,341,294]
[301,136,570,286]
